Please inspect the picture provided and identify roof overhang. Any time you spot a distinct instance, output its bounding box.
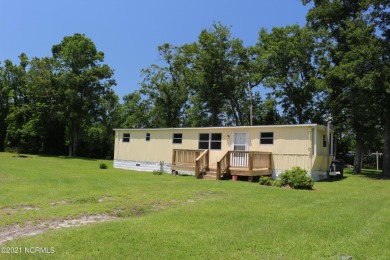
[114,124,329,132]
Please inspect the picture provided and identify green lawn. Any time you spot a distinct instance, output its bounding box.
[1,152,389,259]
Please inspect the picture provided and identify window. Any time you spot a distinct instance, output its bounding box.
[173,133,182,144]
[260,132,273,144]
[146,133,150,141]
[198,133,222,150]
[210,133,222,149]
[122,133,130,143]
[322,134,327,148]
[198,133,209,149]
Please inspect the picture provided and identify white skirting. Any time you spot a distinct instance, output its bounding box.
[114,159,171,173]
[114,159,327,181]
[272,169,327,182]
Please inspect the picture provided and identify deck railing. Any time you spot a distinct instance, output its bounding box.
[195,150,209,179]
[172,149,206,175]
[251,152,272,170]
[172,149,272,179]
[229,151,272,170]
[172,149,202,165]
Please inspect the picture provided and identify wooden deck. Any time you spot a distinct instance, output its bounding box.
[229,167,272,176]
[218,151,272,179]
[171,149,203,173]
[172,149,272,180]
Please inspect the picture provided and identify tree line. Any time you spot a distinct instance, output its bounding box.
[0,0,389,177]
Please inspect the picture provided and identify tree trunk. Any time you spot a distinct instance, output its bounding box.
[230,95,244,126]
[353,136,363,174]
[382,110,390,177]
[68,145,73,157]
[72,127,78,157]
[68,126,78,157]
[248,85,253,126]
[229,100,240,126]
[211,107,219,127]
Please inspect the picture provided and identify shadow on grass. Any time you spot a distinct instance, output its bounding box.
[342,168,389,180]
[356,169,389,180]
[324,176,348,182]
[37,154,101,162]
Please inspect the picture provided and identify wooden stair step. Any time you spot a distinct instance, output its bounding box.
[203,175,217,180]
[203,170,222,180]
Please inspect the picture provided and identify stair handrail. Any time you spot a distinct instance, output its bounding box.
[195,150,209,179]
[216,151,230,180]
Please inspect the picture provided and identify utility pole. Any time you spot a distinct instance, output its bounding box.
[371,151,383,171]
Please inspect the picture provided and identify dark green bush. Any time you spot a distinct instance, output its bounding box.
[279,167,313,190]
[153,170,163,175]
[260,167,314,190]
[272,179,284,188]
[259,176,272,186]
[99,163,108,169]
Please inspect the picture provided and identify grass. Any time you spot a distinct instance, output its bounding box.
[1,152,390,259]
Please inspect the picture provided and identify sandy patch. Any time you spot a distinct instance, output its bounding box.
[0,213,118,244]
[1,205,39,212]
[49,200,68,207]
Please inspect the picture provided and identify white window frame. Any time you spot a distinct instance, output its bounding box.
[122,133,130,143]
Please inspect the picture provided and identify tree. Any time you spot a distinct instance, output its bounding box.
[0,61,8,151]
[303,0,389,176]
[190,22,244,126]
[1,54,29,152]
[328,17,383,173]
[20,56,65,154]
[253,94,282,125]
[235,45,269,126]
[52,33,116,156]
[371,0,390,177]
[121,91,151,128]
[256,25,322,124]
[79,88,121,158]
[140,43,189,127]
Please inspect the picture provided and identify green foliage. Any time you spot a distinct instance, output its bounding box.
[279,167,314,190]
[99,163,108,169]
[140,43,189,128]
[52,33,116,157]
[303,0,390,176]
[259,176,272,185]
[153,170,163,175]
[0,34,118,158]
[260,167,313,190]
[121,91,151,128]
[257,25,321,124]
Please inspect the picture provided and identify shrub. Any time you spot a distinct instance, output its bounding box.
[272,179,284,188]
[280,167,313,190]
[259,176,272,186]
[259,167,314,190]
[153,170,163,175]
[99,163,108,169]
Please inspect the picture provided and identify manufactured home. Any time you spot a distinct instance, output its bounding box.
[113,124,334,181]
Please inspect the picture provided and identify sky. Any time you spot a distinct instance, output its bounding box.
[0,0,311,100]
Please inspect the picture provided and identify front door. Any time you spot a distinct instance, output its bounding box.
[233,132,247,151]
[232,132,248,167]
